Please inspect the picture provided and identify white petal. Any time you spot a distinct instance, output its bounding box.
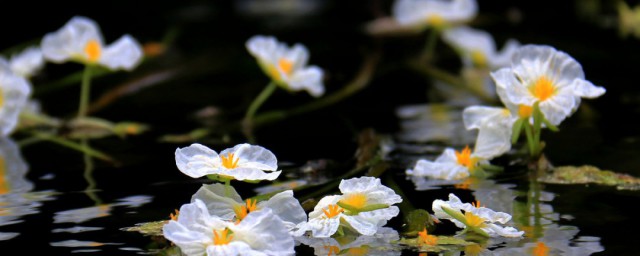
[339,177,402,205]
[407,159,469,180]
[175,143,219,178]
[100,35,143,71]
[162,221,208,255]
[41,16,103,63]
[288,66,324,97]
[221,144,278,171]
[462,106,509,130]
[341,214,379,236]
[285,44,309,70]
[491,39,520,69]
[473,123,512,159]
[442,26,495,67]
[9,47,44,78]
[216,168,282,181]
[539,89,576,126]
[491,68,521,110]
[572,79,605,98]
[232,209,295,255]
[260,190,307,226]
[0,71,31,136]
[190,183,243,220]
[0,138,31,194]
[483,223,524,238]
[206,242,261,256]
[246,35,279,63]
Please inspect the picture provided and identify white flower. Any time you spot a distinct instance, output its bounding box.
[442,26,520,69]
[163,199,295,256]
[191,183,306,231]
[0,68,31,136]
[462,106,514,159]
[175,143,281,181]
[491,45,606,126]
[0,138,32,194]
[432,193,523,238]
[293,177,401,237]
[246,35,324,97]
[406,145,493,180]
[0,47,45,79]
[41,16,143,71]
[393,0,477,29]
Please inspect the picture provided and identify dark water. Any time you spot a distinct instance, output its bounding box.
[1,0,639,255]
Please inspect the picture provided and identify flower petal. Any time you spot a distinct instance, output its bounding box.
[260,190,307,227]
[232,209,295,255]
[571,79,605,98]
[100,35,143,71]
[175,143,219,178]
[462,106,509,130]
[41,16,103,63]
[288,66,324,97]
[190,183,243,220]
[0,71,31,136]
[221,144,278,171]
[407,159,469,180]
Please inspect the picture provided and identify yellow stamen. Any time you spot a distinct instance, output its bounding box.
[455,145,479,171]
[532,241,549,256]
[267,58,294,81]
[518,105,534,118]
[84,39,102,63]
[427,15,445,27]
[220,153,239,169]
[324,245,340,256]
[212,228,233,245]
[0,157,8,195]
[233,199,258,223]
[169,209,180,221]
[470,50,487,67]
[531,76,555,101]
[464,244,483,256]
[418,228,438,246]
[339,193,367,210]
[322,204,344,218]
[345,247,369,256]
[464,211,486,228]
[471,200,482,208]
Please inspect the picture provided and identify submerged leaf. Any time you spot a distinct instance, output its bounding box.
[122,220,167,236]
[402,209,436,236]
[539,165,640,190]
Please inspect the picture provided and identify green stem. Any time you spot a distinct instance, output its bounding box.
[523,122,537,157]
[421,29,439,62]
[243,81,278,141]
[30,131,113,162]
[78,65,94,118]
[82,139,102,205]
[224,179,231,197]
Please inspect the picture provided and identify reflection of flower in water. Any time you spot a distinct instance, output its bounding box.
[0,138,56,241]
[395,104,476,145]
[295,227,400,256]
[492,224,604,255]
[53,195,153,224]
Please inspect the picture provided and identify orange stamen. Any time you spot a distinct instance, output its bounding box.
[212,228,233,245]
[531,77,555,101]
[220,153,239,169]
[455,146,479,170]
[532,241,549,256]
[464,211,486,228]
[418,228,438,246]
[84,39,101,62]
[169,209,180,221]
[339,193,367,210]
[518,105,534,118]
[322,204,344,218]
[233,199,258,223]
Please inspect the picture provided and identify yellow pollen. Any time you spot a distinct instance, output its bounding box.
[345,247,369,256]
[518,105,534,118]
[455,146,479,170]
[324,245,340,256]
[169,209,180,221]
[472,200,482,208]
[213,228,234,245]
[427,15,445,27]
[278,58,294,75]
[418,228,438,246]
[220,153,239,169]
[531,77,555,101]
[233,199,257,223]
[464,211,486,228]
[84,39,102,62]
[532,242,549,256]
[322,204,344,218]
[0,157,8,195]
[470,50,487,67]
[339,193,367,210]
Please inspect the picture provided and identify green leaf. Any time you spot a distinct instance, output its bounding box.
[511,118,524,144]
[121,220,167,236]
[402,209,435,236]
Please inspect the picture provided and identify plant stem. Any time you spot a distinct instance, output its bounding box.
[243,81,278,141]
[30,131,113,162]
[224,179,231,197]
[421,29,439,62]
[78,65,94,118]
[82,138,102,205]
[523,122,537,157]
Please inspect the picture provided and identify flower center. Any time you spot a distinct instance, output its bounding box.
[426,14,445,27]
[233,199,257,223]
[84,39,102,63]
[418,228,438,246]
[464,211,486,228]
[470,50,487,67]
[0,157,7,195]
[220,153,239,169]
[471,200,482,208]
[322,204,344,218]
[518,104,533,118]
[169,209,179,221]
[345,247,369,256]
[339,193,367,210]
[531,76,555,101]
[455,145,479,170]
[268,58,294,81]
[324,245,340,256]
[532,242,549,256]
[212,228,233,245]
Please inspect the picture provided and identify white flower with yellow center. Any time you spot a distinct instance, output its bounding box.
[442,26,520,69]
[175,143,281,181]
[163,199,295,256]
[0,68,31,136]
[491,45,606,126]
[406,144,495,180]
[0,47,44,79]
[246,35,324,97]
[41,16,143,71]
[191,183,306,230]
[293,177,402,237]
[393,0,477,29]
[432,193,523,238]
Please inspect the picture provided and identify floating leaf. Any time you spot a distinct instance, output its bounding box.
[122,220,167,236]
[402,209,435,236]
[539,165,640,190]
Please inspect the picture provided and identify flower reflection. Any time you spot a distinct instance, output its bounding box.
[53,195,152,224]
[295,227,400,256]
[395,104,476,145]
